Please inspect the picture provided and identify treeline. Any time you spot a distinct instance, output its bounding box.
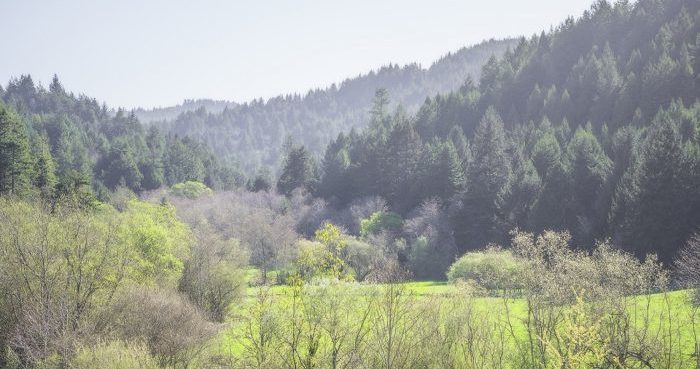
[291,0,700,265]
[0,75,244,200]
[145,39,515,174]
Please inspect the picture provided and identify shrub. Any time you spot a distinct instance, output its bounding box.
[170,181,213,199]
[447,247,524,293]
[119,200,192,286]
[71,341,159,369]
[179,225,247,322]
[343,237,385,281]
[105,286,218,368]
[294,239,332,281]
[359,211,403,237]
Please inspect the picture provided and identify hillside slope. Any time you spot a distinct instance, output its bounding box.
[314,0,699,265]
[141,39,516,173]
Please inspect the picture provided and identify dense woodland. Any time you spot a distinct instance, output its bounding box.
[1,0,700,368]
[0,76,245,199]
[140,39,515,174]
[306,0,700,266]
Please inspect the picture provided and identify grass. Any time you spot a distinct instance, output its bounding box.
[212,279,699,366]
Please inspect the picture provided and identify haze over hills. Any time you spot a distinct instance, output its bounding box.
[137,39,517,174]
[1,0,700,367]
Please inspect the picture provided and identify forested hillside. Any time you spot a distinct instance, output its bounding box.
[1,0,700,368]
[0,75,244,200]
[303,0,700,265]
[134,99,238,123]
[144,39,515,174]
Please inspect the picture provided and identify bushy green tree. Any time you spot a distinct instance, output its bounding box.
[359,211,403,237]
[170,181,213,199]
[447,248,524,294]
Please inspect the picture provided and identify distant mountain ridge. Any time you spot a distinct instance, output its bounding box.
[139,39,517,174]
[134,99,239,123]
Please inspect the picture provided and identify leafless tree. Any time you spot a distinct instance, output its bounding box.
[675,232,700,304]
[179,223,248,321]
[0,200,128,366]
[104,286,219,369]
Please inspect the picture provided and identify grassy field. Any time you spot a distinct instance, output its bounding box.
[210,279,699,367]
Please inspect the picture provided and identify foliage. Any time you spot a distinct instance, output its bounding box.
[359,211,403,237]
[312,223,352,280]
[0,76,243,197]
[119,200,191,286]
[313,0,700,266]
[170,180,213,199]
[277,143,318,196]
[70,341,159,369]
[0,103,33,196]
[0,199,130,365]
[343,237,386,282]
[293,240,332,281]
[446,247,524,293]
[139,40,516,174]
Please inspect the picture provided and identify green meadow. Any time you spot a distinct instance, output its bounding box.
[206,279,699,368]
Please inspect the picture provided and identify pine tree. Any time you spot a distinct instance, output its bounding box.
[379,122,422,213]
[141,126,165,190]
[248,168,273,192]
[164,139,205,185]
[34,136,57,195]
[98,141,143,191]
[49,74,65,95]
[624,114,695,262]
[503,149,541,228]
[277,144,317,196]
[451,107,511,251]
[319,133,352,203]
[0,104,33,195]
[421,141,464,203]
[369,88,391,133]
[566,127,612,246]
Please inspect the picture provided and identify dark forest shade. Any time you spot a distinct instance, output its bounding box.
[316,0,700,264]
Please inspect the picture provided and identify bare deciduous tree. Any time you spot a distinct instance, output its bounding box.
[675,232,700,304]
[105,286,218,369]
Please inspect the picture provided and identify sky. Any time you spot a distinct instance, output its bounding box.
[1,0,596,109]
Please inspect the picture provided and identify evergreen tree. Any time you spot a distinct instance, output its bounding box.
[369,88,391,134]
[141,126,166,190]
[566,127,612,246]
[98,141,143,191]
[248,168,273,192]
[503,149,541,228]
[319,133,352,202]
[34,136,57,195]
[49,74,65,95]
[277,144,317,196]
[622,112,699,262]
[0,104,33,195]
[448,125,471,172]
[379,121,422,213]
[451,107,511,251]
[164,139,205,185]
[418,141,464,203]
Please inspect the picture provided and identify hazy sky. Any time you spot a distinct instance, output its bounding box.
[1,0,596,109]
